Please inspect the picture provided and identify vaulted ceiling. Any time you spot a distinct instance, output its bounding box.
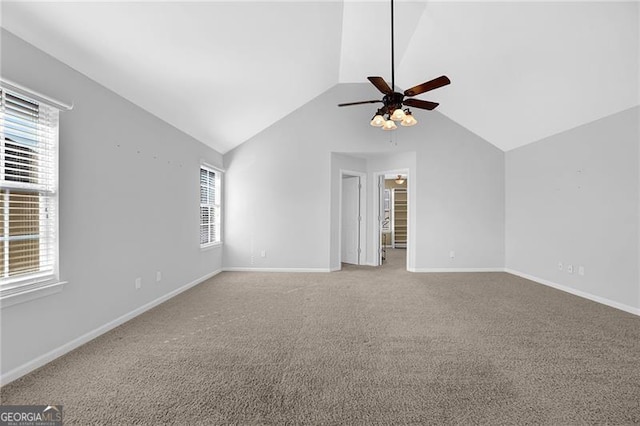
[2,1,638,154]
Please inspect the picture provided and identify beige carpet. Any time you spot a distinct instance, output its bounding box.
[2,249,640,424]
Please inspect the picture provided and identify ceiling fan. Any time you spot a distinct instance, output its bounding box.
[338,0,451,130]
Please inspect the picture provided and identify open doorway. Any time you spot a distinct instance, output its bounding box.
[340,170,366,267]
[374,169,410,270]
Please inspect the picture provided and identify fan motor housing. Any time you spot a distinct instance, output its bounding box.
[383,92,405,112]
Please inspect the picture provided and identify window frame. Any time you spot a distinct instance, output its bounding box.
[0,85,66,308]
[199,163,222,249]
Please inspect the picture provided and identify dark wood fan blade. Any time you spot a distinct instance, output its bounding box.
[338,100,382,107]
[367,76,393,95]
[404,75,451,97]
[404,98,439,110]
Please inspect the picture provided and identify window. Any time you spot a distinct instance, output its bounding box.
[0,88,60,297]
[200,164,221,247]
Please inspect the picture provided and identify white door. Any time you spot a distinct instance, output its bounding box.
[341,176,360,265]
[378,174,385,265]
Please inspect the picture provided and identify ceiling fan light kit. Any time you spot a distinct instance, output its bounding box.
[382,120,398,131]
[391,108,405,121]
[400,110,417,127]
[338,0,450,131]
[370,112,386,127]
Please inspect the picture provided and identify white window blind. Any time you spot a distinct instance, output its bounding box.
[200,165,221,246]
[0,88,59,294]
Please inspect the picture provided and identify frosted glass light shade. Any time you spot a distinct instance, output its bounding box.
[382,120,397,130]
[390,108,405,121]
[370,114,385,127]
[400,112,417,127]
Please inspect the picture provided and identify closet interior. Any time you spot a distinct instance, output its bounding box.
[382,175,407,249]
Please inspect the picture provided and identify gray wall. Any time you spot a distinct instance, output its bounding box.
[0,30,224,377]
[224,83,505,271]
[506,107,640,311]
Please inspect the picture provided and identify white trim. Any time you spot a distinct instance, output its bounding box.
[199,160,225,173]
[200,241,223,251]
[505,268,640,317]
[223,267,330,273]
[339,169,367,266]
[0,280,67,308]
[637,105,640,311]
[200,162,224,174]
[372,172,383,267]
[0,78,73,111]
[0,269,222,386]
[409,267,505,273]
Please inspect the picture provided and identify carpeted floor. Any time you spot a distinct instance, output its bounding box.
[2,249,640,424]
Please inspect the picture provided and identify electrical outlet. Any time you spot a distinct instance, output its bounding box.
[558,262,563,271]
[449,251,455,259]
[156,271,162,282]
[135,277,142,289]
[567,265,574,274]
[578,266,585,276]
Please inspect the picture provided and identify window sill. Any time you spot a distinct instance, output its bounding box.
[1,280,67,309]
[200,242,223,251]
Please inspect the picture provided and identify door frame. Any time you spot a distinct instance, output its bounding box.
[372,168,410,270]
[339,169,367,267]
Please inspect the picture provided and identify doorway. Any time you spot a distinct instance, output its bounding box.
[340,170,366,266]
[373,169,410,270]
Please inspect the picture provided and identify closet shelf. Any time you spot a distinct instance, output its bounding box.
[392,188,408,249]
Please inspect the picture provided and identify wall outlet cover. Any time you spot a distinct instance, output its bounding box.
[135,278,142,289]
[567,265,574,274]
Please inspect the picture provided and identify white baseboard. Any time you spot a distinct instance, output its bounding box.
[0,269,222,386]
[505,268,640,317]
[223,267,330,273]
[409,267,505,273]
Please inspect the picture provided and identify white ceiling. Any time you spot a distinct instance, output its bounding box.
[1,1,638,153]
